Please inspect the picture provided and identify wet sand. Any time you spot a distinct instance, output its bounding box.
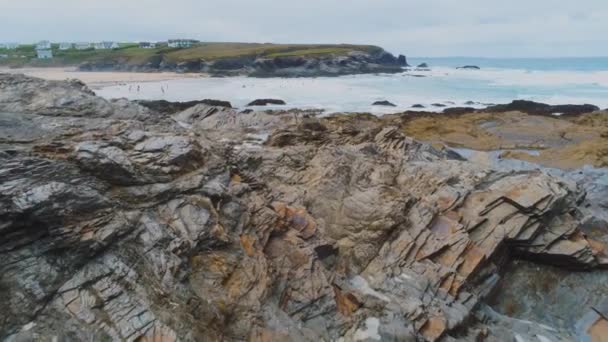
[0,67,203,88]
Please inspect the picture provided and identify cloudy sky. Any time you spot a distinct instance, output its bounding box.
[1,0,607,57]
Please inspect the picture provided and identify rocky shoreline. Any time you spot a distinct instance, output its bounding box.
[78,49,408,77]
[1,73,608,341]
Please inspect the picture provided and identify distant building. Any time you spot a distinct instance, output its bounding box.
[36,40,51,50]
[36,49,53,59]
[168,39,196,48]
[59,42,73,50]
[94,41,120,50]
[3,43,19,50]
[0,54,8,59]
[75,42,92,50]
[139,42,157,49]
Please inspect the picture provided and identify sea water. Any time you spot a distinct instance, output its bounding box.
[97,57,608,114]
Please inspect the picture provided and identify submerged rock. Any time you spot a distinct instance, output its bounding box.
[457,65,481,70]
[443,106,476,115]
[247,98,287,106]
[372,100,397,107]
[487,100,599,116]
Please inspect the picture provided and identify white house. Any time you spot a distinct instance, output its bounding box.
[59,42,73,50]
[75,42,92,50]
[36,49,53,59]
[139,42,157,49]
[168,39,196,48]
[36,40,51,50]
[3,43,19,50]
[94,41,120,50]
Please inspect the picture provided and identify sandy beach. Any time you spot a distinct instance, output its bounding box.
[0,67,202,88]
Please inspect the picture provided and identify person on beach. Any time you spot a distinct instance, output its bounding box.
[137,85,140,92]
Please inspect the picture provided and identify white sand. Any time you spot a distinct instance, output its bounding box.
[0,67,203,88]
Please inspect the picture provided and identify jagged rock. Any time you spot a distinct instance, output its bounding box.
[375,51,398,64]
[210,56,254,71]
[0,73,151,120]
[74,134,205,185]
[176,60,202,73]
[397,54,409,66]
[1,74,606,342]
[272,56,307,68]
[136,99,232,114]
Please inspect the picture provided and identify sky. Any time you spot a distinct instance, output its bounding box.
[1,0,607,57]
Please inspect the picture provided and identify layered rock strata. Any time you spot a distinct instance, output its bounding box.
[1,73,606,341]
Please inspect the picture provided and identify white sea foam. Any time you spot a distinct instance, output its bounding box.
[97,65,608,113]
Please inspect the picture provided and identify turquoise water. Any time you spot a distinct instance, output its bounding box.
[98,57,608,113]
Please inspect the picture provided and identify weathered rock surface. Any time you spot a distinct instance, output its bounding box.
[135,99,232,114]
[1,74,607,341]
[0,73,152,120]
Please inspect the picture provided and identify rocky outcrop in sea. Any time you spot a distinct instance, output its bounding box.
[77,50,407,77]
[1,73,607,341]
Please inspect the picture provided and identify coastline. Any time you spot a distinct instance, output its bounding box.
[2,67,607,169]
[0,67,203,88]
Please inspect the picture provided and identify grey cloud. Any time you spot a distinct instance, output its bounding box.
[0,0,607,57]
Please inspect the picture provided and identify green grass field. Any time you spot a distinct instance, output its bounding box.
[0,42,382,67]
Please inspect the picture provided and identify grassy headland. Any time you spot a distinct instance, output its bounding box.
[0,42,384,68]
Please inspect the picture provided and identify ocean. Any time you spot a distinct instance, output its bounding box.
[97,57,608,114]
